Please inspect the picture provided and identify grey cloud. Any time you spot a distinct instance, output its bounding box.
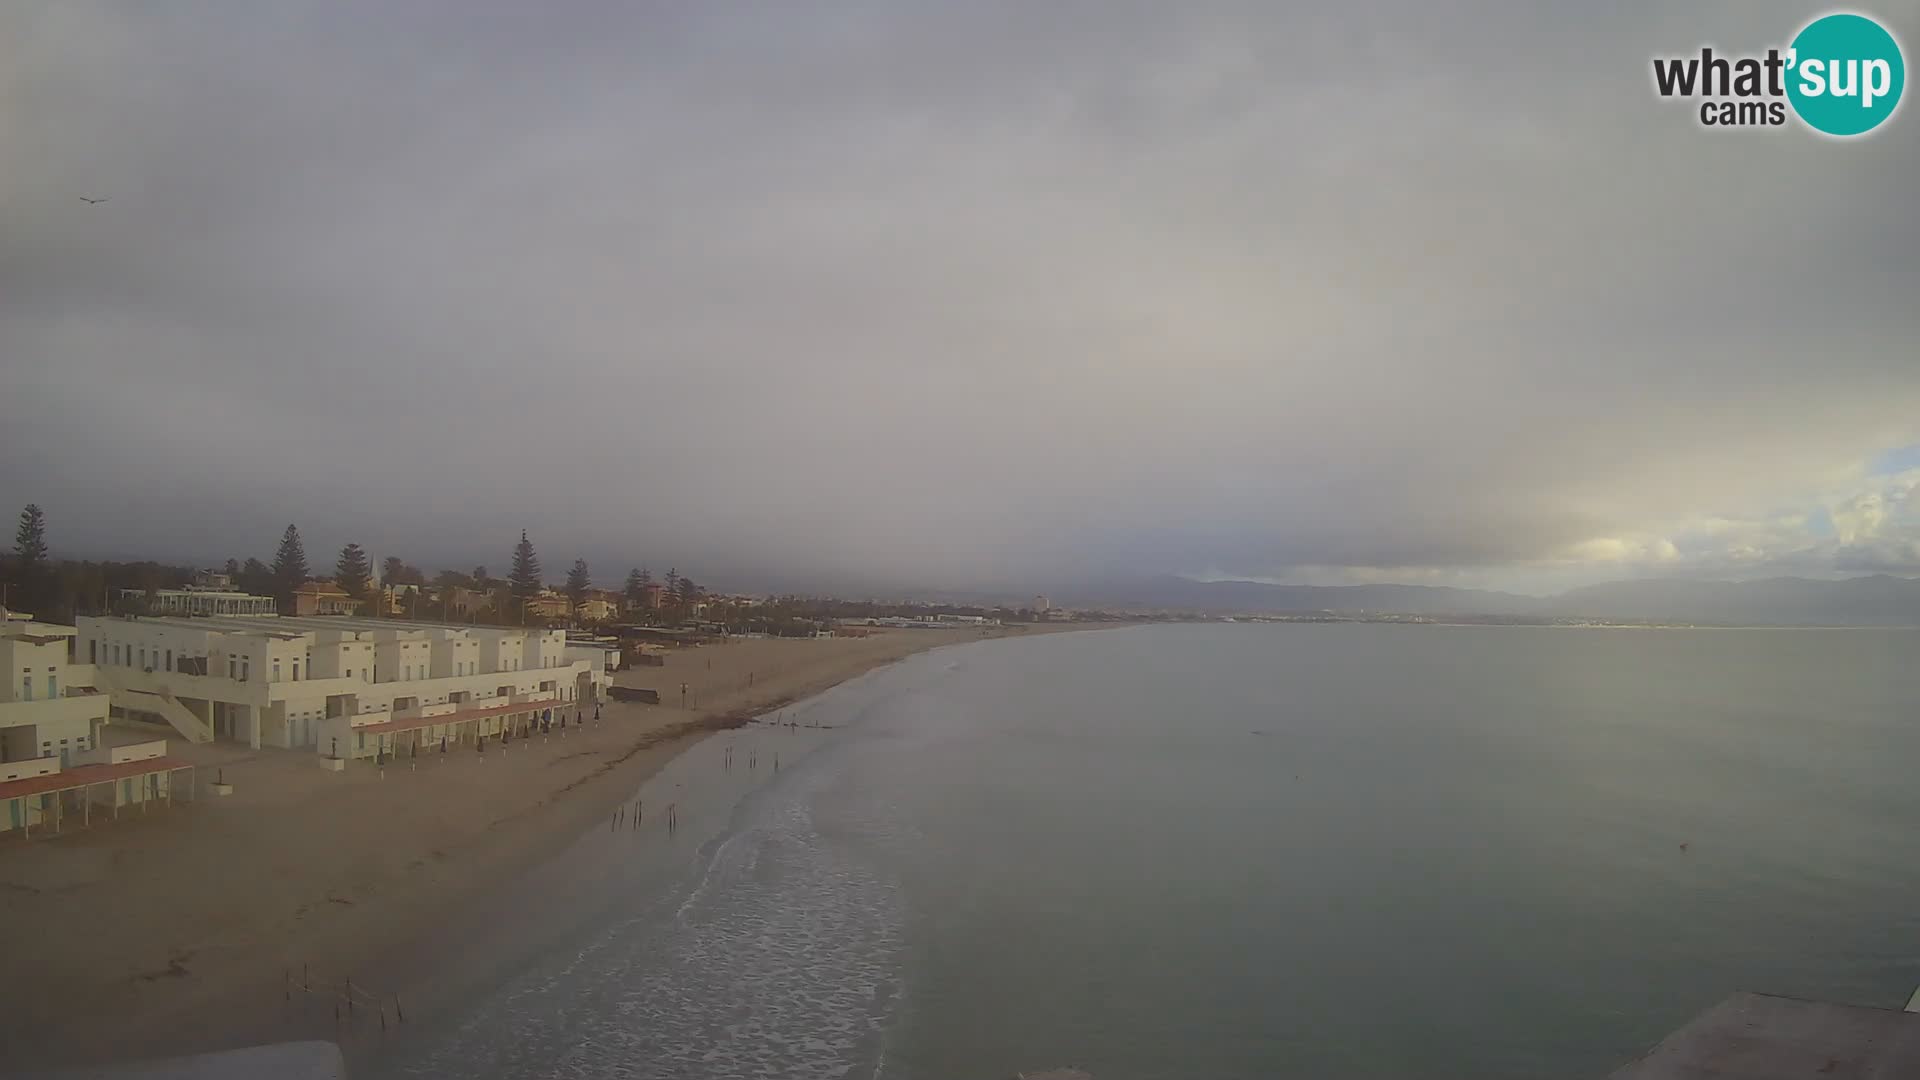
[2,1,1916,594]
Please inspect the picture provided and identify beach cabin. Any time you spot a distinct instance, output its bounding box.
[0,739,193,838]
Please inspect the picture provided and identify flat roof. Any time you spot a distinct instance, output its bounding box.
[3,633,72,646]
[1608,992,1920,1078]
[353,696,564,737]
[0,756,193,802]
[84,614,550,638]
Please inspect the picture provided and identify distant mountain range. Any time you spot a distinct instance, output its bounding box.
[1060,574,1920,626]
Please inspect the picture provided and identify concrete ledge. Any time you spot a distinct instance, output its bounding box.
[33,1039,345,1079]
[317,757,345,773]
[1609,992,1920,1078]
[208,782,234,795]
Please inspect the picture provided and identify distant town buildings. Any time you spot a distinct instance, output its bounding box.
[1033,595,1051,613]
[292,581,360,616]
[119,569,277,617]
[445,586,492,618]
[379,583,423,616]
[575,595,617,623]
[837,613,1001,629]
[522,594,569,621]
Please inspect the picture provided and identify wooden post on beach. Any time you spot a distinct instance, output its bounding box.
[304,963,310,992]
[346,978,355,1018]
[395,995,406,1024]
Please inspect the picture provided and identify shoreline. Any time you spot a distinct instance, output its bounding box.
[1,626,1076,1072]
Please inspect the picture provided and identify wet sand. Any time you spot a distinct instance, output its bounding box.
[0,626,1043,1071]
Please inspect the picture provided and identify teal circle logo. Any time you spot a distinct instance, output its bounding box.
[1787,13,1905,136]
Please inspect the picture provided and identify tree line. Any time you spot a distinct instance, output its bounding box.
[2,505,708,628]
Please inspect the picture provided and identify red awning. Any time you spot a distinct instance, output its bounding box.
[0,756,193,802]
[355,697,564,737]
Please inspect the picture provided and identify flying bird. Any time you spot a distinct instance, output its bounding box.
[79,196,108,204]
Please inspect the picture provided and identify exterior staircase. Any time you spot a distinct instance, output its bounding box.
[92,669,214,744]
[136,688,215,744]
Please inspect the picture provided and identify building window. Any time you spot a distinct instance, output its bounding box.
[345,669,352,679]
[292,660,300,681]
[228,658,238,679]
[47,674,57,698]
[89,641,98,664]
[166,649,173,670]
[20,676,30,702]
[139,648,146,669]
[240,658,249,681]
[273,660,281,682]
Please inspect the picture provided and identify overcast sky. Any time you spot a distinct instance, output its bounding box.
[3,2,1916,597]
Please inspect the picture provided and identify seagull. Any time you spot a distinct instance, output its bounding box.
[79,196,108,204]
[1679,841,1690,853]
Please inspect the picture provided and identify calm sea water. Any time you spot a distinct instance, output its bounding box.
[370,623,1920,1079]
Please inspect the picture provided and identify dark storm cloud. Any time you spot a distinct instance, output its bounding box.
[3,1,1917,593]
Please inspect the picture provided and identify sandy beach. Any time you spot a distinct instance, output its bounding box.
[0,625,1041,1072]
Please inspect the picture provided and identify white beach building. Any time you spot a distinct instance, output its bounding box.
[0,617,191,836]
[1,618,109,767]
[74,615,613,760]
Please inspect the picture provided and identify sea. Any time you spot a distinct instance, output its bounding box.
[364,622,1920,1080]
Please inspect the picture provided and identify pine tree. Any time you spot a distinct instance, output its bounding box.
[224,558,241,578]
[381,556,405,587]
[11,504,51,614]
[624,567,646,607]
[664,567,680,597]
[675,575,699,606]
[509,531,542,598]
[336,543,372,601]
[471,565,489,587]
[14,504,49,567]
[239,558,272,596]
[566,558,592,611]
[271,523,310,607]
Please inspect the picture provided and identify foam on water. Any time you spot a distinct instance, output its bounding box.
[383,750,906,1080]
